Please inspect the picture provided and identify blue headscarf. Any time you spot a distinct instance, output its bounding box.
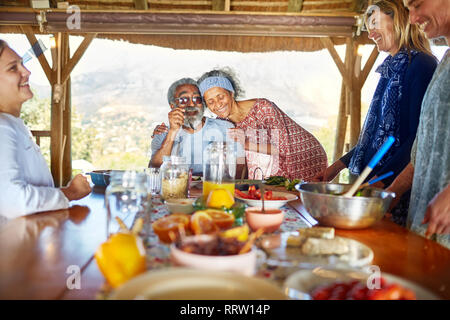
[349,49,418,175]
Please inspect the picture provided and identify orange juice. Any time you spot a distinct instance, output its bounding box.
[203,181,235,201]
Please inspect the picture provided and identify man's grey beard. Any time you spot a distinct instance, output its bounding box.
[184,106,204,129]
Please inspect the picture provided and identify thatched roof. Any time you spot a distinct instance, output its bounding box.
[0,0,373,52]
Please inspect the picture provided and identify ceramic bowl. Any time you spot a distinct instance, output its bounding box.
[170,234,257,276]
[165,198,196,214]
[245,207,284,233]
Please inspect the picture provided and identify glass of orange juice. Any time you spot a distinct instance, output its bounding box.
[202,181,235,200]
[203,141,236,201]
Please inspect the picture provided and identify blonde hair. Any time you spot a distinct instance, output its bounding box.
[366,0,433,56]
[0,39,7,57]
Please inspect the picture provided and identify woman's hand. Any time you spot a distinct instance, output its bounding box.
[151,122,169,138]
[423,184,450,237]
[311,160,346,182]
[61,174,92,201]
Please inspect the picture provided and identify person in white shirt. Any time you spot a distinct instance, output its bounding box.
[0,40,91,221]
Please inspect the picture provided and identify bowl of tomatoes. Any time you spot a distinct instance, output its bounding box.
[283,266,439,300]
[235,186,298,209]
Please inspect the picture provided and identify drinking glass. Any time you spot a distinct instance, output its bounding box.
[104,171,151,238]
[146,167,161,195]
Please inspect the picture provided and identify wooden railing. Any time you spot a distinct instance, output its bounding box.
[31,130,51,147]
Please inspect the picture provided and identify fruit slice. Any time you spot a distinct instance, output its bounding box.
[94,232,146,288]
[152,214,190,243]
[203,208,235,230]
[190,210,220,235]
[220,224,249,242]
[206,188,235,209]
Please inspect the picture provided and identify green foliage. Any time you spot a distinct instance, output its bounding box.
[94,152,149,170]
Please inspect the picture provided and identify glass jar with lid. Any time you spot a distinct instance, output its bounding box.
[203,141,236,200]
[160,156,189,200]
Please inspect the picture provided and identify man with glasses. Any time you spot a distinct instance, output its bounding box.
[149,78,245,175]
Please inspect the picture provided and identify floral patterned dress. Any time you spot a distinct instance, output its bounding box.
[234,99,327,180]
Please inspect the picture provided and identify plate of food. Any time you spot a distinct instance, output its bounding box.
[257,227,374,268]
[110,268,287,300]
[235,187,298,209]
[283,267,440,300]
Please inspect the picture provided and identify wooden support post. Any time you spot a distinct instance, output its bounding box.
[212,0,226,11]
[320,37,352,89]
[62,33,72,186]
[21,26,53,83]
[333,82,348,164]
[288,0,304,12]
[359,45,379,88]
[134,0,148,10]
[61,33,97,85]
[349,40,361,149]
[50,32,64,187]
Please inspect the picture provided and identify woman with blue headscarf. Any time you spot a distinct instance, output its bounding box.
[313,0,437,223]
[198,67,328,181]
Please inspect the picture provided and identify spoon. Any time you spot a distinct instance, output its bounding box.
[357,171,394,191]
[343,136,395,197]
[337,171,394,196]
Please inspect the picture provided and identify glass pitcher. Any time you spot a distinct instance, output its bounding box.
[105,171,151,238]
[202,141,236,200]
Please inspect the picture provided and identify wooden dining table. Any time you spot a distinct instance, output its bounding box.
[1,185,449,300]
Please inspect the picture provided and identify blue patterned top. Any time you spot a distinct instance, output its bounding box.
[341,50,437,185]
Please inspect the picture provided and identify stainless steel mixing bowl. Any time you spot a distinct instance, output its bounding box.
[295,182,395,229]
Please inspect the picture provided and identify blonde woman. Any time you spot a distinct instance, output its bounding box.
[0,40,91,222]
[315,2,435,179]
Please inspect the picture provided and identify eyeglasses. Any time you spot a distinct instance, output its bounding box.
[175,96,203,105]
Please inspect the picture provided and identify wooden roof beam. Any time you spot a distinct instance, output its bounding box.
[61,33,97,84]
[320,36,351,88]
[0,10,357,37]
[21,25,53,83]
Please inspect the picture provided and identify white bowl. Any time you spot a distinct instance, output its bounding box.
[110,268,287,300]
[170,235,257,276]
[235,191,298,209]
[165,198,196,214]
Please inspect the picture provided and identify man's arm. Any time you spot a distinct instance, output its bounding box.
[149,129,178,167]
[149,107,185,167]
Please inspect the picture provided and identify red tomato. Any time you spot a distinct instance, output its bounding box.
[263,190,273,200]
[235,189,251,199]
[347,282,368,300]
[311,286,332,300]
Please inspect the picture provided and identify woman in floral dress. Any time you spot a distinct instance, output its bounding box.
[198,68,328,180]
